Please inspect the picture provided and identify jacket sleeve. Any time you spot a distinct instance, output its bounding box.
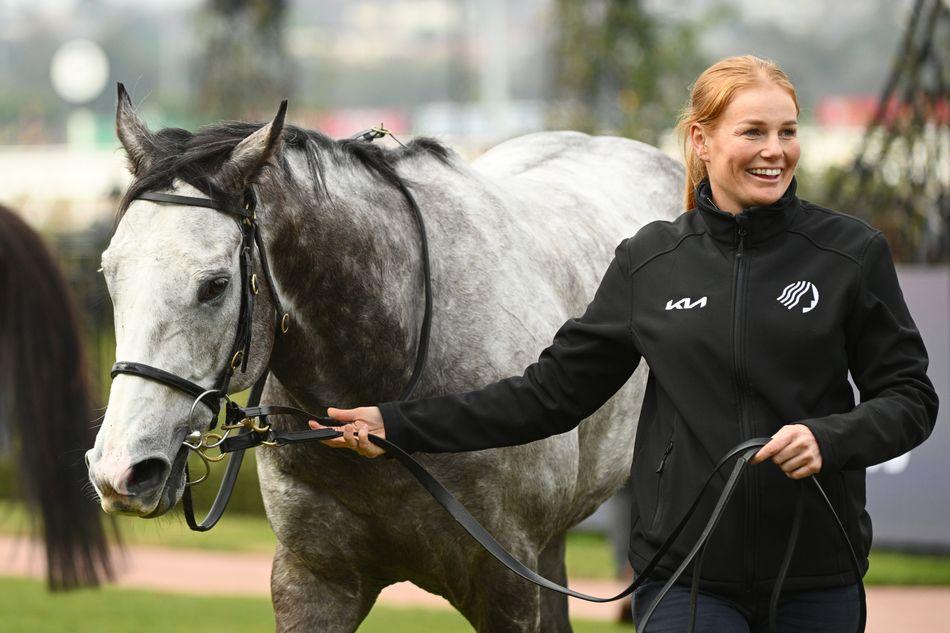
[377,239,642,454]
[802,232,939,471]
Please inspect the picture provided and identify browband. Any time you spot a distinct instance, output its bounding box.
[136,191,253,220]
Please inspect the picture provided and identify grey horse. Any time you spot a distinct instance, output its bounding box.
[86,91,683,631]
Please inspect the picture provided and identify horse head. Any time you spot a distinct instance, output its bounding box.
[86,85,286,517]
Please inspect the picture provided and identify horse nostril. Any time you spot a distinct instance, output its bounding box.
[126,458,170,495]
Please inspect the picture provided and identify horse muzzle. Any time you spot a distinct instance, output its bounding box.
[87,451,175,516]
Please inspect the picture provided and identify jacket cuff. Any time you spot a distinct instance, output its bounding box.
[799,417,843,472]
[377,401,416,454]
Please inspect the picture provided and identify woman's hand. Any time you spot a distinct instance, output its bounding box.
[750,424,823,479]
[309,406,387,458]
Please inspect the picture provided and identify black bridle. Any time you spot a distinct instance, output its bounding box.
[108,166,434,531]
[106,134,865,633]
[108,186,290,529]
[111,188,286,417]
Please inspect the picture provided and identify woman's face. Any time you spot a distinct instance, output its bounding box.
[691,83,800,213]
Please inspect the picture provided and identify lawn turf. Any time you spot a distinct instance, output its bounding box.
[3,501,949,585]
[0,576,636,633]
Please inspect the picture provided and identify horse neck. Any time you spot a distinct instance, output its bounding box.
[255,154,425,409]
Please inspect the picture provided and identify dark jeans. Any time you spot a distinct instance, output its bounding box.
[632,580,861,633]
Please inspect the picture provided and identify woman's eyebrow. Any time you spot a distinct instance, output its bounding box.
[736,118,798,126]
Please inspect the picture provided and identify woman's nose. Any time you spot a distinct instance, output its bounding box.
[760,133,783,158]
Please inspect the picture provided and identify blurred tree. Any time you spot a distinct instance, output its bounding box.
[194,0,296,119]
[824,0,948,263]
[548,0,714,145]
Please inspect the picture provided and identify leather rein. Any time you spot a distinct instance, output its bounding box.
[107,133,865,633]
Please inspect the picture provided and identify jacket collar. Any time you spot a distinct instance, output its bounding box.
[695,177,800,246]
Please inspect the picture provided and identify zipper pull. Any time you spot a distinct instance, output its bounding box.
[736,218,748,255]
[656,440,674,473]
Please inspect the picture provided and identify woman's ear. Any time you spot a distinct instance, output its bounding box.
[689,123,709,162]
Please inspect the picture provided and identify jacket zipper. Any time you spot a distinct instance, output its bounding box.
[650,439,675,530]
[732,216,756,591]
[655,439,674,473]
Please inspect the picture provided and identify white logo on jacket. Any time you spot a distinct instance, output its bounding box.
[666,296,707,310]
[777,281,819,313]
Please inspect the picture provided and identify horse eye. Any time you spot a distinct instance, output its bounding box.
[197,277,230,303]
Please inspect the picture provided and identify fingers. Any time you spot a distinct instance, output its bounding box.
[751,424,823,478]
[327,406,364,422]
[340,421,384,458]
[788,463,820,479]
[356,424,385,458]
[750,433,792,464]
[308,418,385,458]
[776,451,811,473]
[777,444,822,479]
[309,419,346,449]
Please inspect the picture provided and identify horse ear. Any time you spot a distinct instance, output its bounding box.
[217,100,288,188]
[115,83,156,176]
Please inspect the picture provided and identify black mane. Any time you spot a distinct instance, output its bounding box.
[118,121,454,218]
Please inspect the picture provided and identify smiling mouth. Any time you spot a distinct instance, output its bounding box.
[747,168,783,182]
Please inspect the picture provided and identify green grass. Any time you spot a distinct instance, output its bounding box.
[0,576,635,633]
[565,530,620,579]
[866,550,950,585]
[0,500,278,554]
[0,500,616,573]
[0,499,616,578]
[4,501,950,585]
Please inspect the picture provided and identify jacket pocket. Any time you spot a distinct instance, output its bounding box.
[649,437,675,531]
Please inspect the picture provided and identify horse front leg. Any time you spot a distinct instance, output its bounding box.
[271,541,382,633]
[537,532,572,633]
[445,546,544,633]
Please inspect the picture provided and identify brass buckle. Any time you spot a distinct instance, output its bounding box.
[182,429,232,485]
[222,415,278,446]
[222,416,272,434]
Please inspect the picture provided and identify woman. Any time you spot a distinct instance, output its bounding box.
[0,204,114,590]
[312,56,938,631]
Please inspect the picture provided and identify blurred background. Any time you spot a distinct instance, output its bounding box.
[0,0,947,631]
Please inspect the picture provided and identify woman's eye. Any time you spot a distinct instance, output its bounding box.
[197,277,230,303]
[743,128,761,137]
[781,128,798,138]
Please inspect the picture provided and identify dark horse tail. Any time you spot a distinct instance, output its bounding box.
[0,204,114,589]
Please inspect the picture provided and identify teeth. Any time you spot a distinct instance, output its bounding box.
[749,168,782,176]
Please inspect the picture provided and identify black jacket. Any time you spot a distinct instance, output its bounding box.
[378,178,939,595]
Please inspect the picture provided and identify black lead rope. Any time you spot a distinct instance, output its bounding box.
[211,410,865,633]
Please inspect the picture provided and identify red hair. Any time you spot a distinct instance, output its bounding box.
[676,55,800,209]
